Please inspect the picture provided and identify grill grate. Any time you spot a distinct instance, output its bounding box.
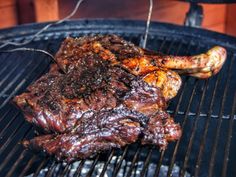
[0,20,235,177]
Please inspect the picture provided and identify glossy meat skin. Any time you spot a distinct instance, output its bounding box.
[55,35,182,100]
[14,61,166,133]
[23,106,146,161]
[23,107,181,161]
[16,63,180,161]
[141,111,181,147]
[14,34,226,161]
[55,35,226,100]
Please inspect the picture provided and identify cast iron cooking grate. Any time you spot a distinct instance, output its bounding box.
[0,20,235,177]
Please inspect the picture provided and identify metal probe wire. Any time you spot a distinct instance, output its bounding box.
[0,47,56,62]
[0,0,85,49]
[142,0,153,48]
[0,0,85,73]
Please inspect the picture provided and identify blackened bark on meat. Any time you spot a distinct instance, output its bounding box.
[141,111,181,149]
[14,62,166,133]
[14,34,182,161]
[54,34,183,101]
[23,106,148,161]
[55,35,143,73]
[22,107,181,161]
[124,79,166,116]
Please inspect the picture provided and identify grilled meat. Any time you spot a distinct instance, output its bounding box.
[55,34,226,100]
[16,63,179,161]
[14,62,166,133]
[23,107,180,161]
[55,35,182,100]
[14,34,226,161]
[23,106,146,161]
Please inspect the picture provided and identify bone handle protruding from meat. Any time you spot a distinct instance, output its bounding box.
[155,46,227,79]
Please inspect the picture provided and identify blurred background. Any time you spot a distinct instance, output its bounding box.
[1,0,236,36]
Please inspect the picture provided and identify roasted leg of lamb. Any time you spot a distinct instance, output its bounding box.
[14,35,226,161]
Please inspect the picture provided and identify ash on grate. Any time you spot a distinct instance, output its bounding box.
[26,156,191,177]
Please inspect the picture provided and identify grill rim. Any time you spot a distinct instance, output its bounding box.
[1,19,236,49]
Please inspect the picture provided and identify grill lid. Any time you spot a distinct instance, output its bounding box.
[0,19,235,177]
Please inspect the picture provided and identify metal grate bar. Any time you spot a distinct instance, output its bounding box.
[222,92,236,177]
[112,146,129,177]
[52,163,67,177]
[154,150,165,176]
[111,154,119,175]
[73,159,85,177]
[165,73,188,174]
[0,143,21,173]
[0,126,32,173]
[163,39,175,54]
[208,55,235,177]
[0,55,20,81]
[0,51,50,110]
[33,158,49,177]
[172,77,189,118]
[166,79,199,177]
[113,37,168,177]
[53,163,65,177]
[0,54,27,89]
[19,155,37,177]
[44,161,57,177]
[153,39,186,177]
[0,118,24,155]
[156,37,167,52]
[0,81,25,109]
[142,37,178,176]
[99,150,115,177]
[165,73,190,174]
[86,154,100,177]
[0,54,51,153]
[194,73,222,177]
[125,146,142,177]
[0,63,49,110]
[0,107,14,121]
[58,164,71,177]
[180,80,209,177]
[5,150,28,177]
[0,46,48,173]
[140,146,154,177]
[165,78,187,176]
[0,53,36,96]
[0,42,56,176]
[162,41,195,177]
[0,53,11,68]
[136,35,176,177]
[0,111,20,136]
[169,41,194,118]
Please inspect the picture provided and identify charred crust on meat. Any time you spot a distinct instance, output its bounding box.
[14,34,183,161]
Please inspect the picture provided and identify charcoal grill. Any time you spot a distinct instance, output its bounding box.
[0,19,235,177]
